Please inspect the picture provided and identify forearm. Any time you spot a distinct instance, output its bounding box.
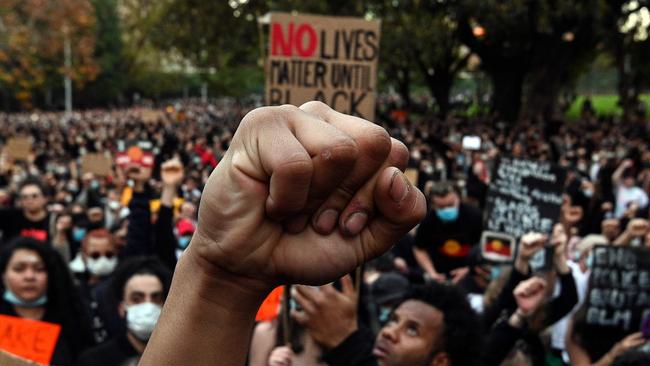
[161,185,176,207]
[481,314,524,366]
[612,164,626,186]
[613,231,633,246]
[589,352,616,366]
[52,234,71,263]
[413,247,436,274]
[141,249,269,366]
[554,255,570,275]
[545,272,578,326]
[514,256,530,275]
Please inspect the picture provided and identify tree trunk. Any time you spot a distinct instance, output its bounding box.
[429,75,452,119]
[523,65,564,120]
[490,68,526,122]
[397,66,412,109]
[615,43,637,122]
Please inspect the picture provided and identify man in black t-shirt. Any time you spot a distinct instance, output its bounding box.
[0,178,51,244]
[413,181,482,283]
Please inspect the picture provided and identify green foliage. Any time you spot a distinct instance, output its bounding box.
[77,0,126,107]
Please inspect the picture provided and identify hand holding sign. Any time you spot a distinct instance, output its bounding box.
[0,315,61,365]
[605,332,646,361]
[292,275,358,349]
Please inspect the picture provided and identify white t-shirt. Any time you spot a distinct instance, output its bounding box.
[615,186,648,218]
[551,261,590,357]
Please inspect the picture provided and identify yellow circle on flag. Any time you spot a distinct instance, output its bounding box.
[492,240,503,251]
[442,240,461,255]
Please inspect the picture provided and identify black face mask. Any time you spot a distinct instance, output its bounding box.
[72,213,86,225]
[86,220,105,231]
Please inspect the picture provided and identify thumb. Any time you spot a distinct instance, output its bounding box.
[361,168,426,261]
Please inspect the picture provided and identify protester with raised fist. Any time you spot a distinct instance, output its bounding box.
[139,102,427,366]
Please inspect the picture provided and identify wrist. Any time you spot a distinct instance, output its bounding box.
[183,239,272,309]
[555,256,570,274]
[514,258,529,274]
[508,309,528,329]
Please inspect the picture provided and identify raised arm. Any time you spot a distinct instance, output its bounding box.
[139,102,427,366]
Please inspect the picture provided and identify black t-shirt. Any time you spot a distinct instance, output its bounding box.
[76,332,140,366]
[0,208,50,244]
[414,203,483,274]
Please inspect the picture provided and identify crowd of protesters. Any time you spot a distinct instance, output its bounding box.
[0,97,649,366]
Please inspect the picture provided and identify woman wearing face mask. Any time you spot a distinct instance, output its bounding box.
[0,237,93,365]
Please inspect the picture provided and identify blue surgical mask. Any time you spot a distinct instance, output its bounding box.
[378,307,392,323]
[73,227,86,242]
[90,180,100,190]
[436,206,459,222]
[178,236,191,249]
[3,289,47,308]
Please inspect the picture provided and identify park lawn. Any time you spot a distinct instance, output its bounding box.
[565,94,650,119]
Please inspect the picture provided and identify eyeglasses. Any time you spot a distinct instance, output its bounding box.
[88,252,115,260]
[20,193,42,200]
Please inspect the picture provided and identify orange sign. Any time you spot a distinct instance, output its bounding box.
[0,315,61,365]
[256,286,284,322]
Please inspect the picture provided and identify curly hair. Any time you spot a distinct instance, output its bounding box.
[403,283,483,366]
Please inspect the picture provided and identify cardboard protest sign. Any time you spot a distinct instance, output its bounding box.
[482,157,567,264]
[81,153,113,177]
[582,246,650,349]
[404,168,419,186]
[0,350,39,366]
[140,109,165,123]
[5,137,32,161]
[0,315,61,365]
[265,12,380,121]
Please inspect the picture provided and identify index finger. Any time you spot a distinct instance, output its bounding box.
[340,275,355,297]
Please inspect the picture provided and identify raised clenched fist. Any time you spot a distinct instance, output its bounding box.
[190,102,427,290]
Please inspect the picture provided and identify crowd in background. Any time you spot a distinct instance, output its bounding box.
[0,98,649,366]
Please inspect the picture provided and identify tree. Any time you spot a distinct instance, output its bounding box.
[457,0,601,121]
[0,0,98,109]
[601,0,650,120]
[375,0,469,118]
[77,0,126,107]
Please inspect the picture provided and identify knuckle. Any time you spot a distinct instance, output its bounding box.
[324,135,359,164]
[300,101,332,116]
[278,104,300,116]
[239,107,274,131]
[363,125,391,161]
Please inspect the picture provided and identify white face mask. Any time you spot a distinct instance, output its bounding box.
[108,200,120,211]
[86,256,118,277]
[126,302,162,341]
